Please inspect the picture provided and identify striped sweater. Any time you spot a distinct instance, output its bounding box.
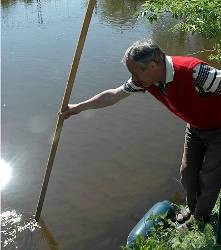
[121,56,221,96]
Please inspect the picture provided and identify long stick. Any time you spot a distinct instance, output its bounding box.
[35,0,96,221]
[217,198,221,245]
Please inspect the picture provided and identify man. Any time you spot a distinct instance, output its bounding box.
[60,39,221,231]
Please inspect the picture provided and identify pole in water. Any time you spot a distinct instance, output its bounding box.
[35,0,97,221]
[217,198,221,245]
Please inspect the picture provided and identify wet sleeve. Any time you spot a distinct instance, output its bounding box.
[193,64,221,95]
[121,78,145,94]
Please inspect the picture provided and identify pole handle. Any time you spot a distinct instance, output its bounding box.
[61,0,96,111]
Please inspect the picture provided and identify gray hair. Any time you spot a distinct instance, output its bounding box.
[122,39,165,69]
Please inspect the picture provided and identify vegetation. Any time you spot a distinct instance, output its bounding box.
[140,0,221,62]
[121,195,221,250]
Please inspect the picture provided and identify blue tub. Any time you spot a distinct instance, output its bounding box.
[127,200,175,247]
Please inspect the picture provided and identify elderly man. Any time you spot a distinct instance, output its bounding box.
[60,40,221,230]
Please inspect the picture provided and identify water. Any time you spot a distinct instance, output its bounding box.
[1,1,220,249]
[1,210,45,249]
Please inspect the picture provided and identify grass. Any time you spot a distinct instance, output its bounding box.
[121,195,221,250]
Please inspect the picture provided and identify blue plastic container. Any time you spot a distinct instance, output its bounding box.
[127,200,175,247]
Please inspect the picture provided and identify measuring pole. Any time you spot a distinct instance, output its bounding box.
[217,198,221,245]
[35,0,96,221]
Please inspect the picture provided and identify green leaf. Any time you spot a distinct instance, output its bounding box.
[140,0,221,62]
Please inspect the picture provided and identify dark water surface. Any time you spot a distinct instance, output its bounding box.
[2,1,220,249]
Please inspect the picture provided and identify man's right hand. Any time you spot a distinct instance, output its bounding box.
[59,104,81,119]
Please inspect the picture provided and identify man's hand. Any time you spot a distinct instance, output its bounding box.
[59,104,81,120]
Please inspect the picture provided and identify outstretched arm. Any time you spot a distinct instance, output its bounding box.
[59,86,130,119]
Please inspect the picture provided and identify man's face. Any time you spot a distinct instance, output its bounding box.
[126,59,159,87]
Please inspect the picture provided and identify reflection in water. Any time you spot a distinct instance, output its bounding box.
[1,210,42,249]
[96,0,145,29]
[38,219,59,250]
[0,0,145,29]
[1,0,34,8]
[1,210,58,250]
[1,0,17,8]
[1,0,44,25]
[0,159,12,189]
[36,0,43,24]
[151,13,217,59]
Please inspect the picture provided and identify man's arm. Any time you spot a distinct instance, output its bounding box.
[60,86,130,119]
[193,64,221,95]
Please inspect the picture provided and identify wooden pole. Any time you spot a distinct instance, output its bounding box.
[35,0,96,221]
[217,198,221,245]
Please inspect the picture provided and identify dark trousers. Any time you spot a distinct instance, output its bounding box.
[180,124,221,221]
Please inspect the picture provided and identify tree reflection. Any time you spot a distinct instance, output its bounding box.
[96,0,145,30]
[2,0,145,29]
[1,0,17,8]
[150,13,217,64]
[2,0,44,24]
[1,0,34,8]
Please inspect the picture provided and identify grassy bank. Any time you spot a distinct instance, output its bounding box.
[121,195,221,250]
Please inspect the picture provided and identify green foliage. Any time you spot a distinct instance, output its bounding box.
[209,44,221,62]
[121,194,221,250]
[140,0,221,62]
[121,217,216,250]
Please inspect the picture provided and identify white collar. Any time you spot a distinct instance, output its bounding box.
[154,55,174,86]
[165,55,174,83]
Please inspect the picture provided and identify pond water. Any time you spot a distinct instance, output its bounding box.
[1,0,220,249]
